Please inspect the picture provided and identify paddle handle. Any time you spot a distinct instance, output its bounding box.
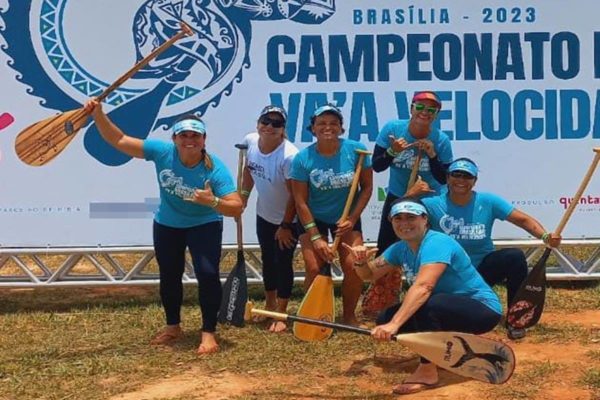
[96,23,193,102]
[331,150,371,253]
[407,148,422,188]
[235,144,248,251]
[554,148,600,235]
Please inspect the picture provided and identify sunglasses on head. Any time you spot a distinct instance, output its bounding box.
[449,171,475,179]
[259,116,285,128]
[412,102,439,114]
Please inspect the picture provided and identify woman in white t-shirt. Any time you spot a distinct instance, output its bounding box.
[240,105,299,332]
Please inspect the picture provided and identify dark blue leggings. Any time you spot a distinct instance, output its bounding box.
[375,192,400,256]
[153,220,223,332]
[377,293,501,363]
[256,215,297,299]
[477,248,528,307]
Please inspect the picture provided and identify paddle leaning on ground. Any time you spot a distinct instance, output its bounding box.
[14,23,193,166]
[255,308,515,384]
[293,149,371,342]
[217,143,250,327]
[507,147,600,329]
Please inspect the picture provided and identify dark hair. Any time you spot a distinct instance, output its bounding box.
[172,114,213,170]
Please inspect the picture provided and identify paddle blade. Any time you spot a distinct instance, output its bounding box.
[15,109,89,166]
[293,266,335,341]
[217,250,248,327]
[396,332,515,384]
[506,248,550,329]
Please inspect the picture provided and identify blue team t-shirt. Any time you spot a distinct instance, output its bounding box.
[423,192,514,268]
[375,119,453,197]
[382,230,502,314]
[144,139,236,228]
[289,138,372,224]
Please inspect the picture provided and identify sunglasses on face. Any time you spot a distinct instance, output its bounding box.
[412,102,439,114]
[449,171,475,180]
[259,117,285,128]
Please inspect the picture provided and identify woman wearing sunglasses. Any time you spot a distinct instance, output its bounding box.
[239,105,299,332]
[363,91,454,316]
[290,104,373,326]
[418,158,562,340]
[84,99,243,355]
[343,198,502,395]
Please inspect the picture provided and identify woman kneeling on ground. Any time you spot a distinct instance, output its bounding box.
[343,197,502,395]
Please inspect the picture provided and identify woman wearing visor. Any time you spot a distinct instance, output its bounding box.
[84,99,242,355]
[343,198,501,395]
[419,158,561,340]
[290,103,373,326]
[240,105,299,333]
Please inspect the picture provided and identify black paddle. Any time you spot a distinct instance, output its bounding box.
[217,143,249,327]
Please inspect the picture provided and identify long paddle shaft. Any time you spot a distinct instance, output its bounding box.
[330,149,371,252]
[407,148,422,188]
[15,23,193,166]
[507,147,600,329]
[254,308,515,384]
[234,143,248,250]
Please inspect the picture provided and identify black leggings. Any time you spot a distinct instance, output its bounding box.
[375,192,400,256]
[153,220,223,333]
[477,248,528,307]
[377,293,501,363]
[256,215,297,299]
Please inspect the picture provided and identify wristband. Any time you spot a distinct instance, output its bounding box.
[386,147,399,157]
[304,221,316,230]
[541,232,550,243]
[240,189,251,197]
[310,233,322,242]
[210,196,220,208]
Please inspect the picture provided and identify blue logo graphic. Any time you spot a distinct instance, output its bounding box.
[1,0,335,165]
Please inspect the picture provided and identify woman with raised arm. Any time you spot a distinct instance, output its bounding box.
[289,104,373,326]
[240,105,299,332]
[343,197,501,395]
[84,99,242,355]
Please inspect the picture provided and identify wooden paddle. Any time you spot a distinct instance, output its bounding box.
[293,149,371,342]
[14,23,193,166]
[507,147,600,329]
[218,143,249,327]
[255,308,515,384]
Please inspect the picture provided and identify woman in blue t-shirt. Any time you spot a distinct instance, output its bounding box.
[417,158,561,340]
[290,104,373,326]
[85,99,242,355]
[343,198,501,395]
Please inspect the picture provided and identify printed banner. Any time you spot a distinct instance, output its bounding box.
[0,0,598,246]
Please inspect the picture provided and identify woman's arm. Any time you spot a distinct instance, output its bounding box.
[275,179,298,249]
[507,209,561,247]
[372,144,394,172]
[240,165,255,209]
[84,99,144,159]
[190,181,243,218]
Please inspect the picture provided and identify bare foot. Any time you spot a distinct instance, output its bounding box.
[392,363,439,395]
[150,325,183,346]
[197,332,219,355]
[267,320,287,333]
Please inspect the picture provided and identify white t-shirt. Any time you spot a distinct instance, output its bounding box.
[242,132,299,224]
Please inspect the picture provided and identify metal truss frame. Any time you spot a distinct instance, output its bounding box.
[1,239,599,287]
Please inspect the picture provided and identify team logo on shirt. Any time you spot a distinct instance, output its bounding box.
[309,168,353,190]
[159,169,196,199]
[392,149,429,171]
[440,214,486,240]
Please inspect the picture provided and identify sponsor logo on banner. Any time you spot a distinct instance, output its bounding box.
[559,194,600,211]
[0,112,15,163]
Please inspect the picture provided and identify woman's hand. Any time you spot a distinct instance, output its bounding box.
[84,98,103,119]
[371,322,401,341]
[312,237,334,263]
[335,216,355,237]
[388,136,416,154]
[189,180,216,206]
[275,227,296,250]
[417,139,436,158]
[405,175,436,197]
[341,243,378,266]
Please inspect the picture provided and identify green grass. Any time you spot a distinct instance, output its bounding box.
[0,281,598,399]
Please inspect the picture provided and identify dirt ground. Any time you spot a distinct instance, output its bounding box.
[108,310,600,400]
